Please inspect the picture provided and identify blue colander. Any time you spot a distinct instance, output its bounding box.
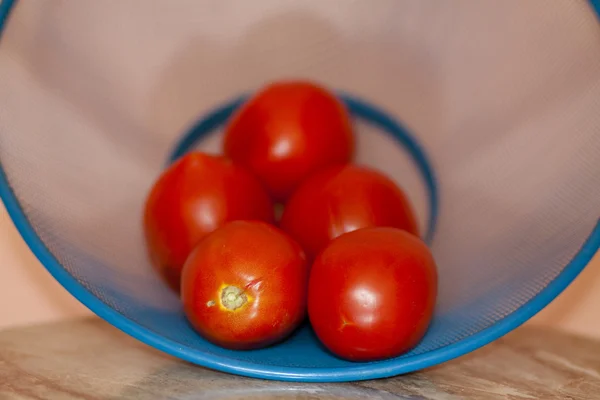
[1,0,599,382]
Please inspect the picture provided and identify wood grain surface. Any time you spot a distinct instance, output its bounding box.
[0,318,599,399]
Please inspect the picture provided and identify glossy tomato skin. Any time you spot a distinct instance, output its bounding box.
[280,164,419,261]
[223,80,355,202]
[181,221,309,350]
[143,152,274,292]
[308,227,437,362]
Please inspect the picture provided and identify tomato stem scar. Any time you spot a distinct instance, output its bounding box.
[339,316,353,331]
[220,285,248,310]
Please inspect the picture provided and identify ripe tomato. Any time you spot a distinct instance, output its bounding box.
[280,164,419,261]
[223,80,355,202]
[308,227,437,362]
[143,152,274,292]
[181,220,309,350]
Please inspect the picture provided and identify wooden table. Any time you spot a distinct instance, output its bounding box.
[0,318,598,399]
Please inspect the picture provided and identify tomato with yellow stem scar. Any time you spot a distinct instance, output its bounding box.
[181,220,309,350]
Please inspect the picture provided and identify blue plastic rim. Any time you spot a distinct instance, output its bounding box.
[0,0,599,382]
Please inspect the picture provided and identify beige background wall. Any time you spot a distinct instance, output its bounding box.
[0,200,599,338]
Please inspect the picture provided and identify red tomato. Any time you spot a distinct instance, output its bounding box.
[143,152,274,292]
[181,220,309,350]
[280,164,419,261]
[308,227,437,362]
[223,80,355,202]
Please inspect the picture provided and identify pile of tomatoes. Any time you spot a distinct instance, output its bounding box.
[143,80,437,362]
